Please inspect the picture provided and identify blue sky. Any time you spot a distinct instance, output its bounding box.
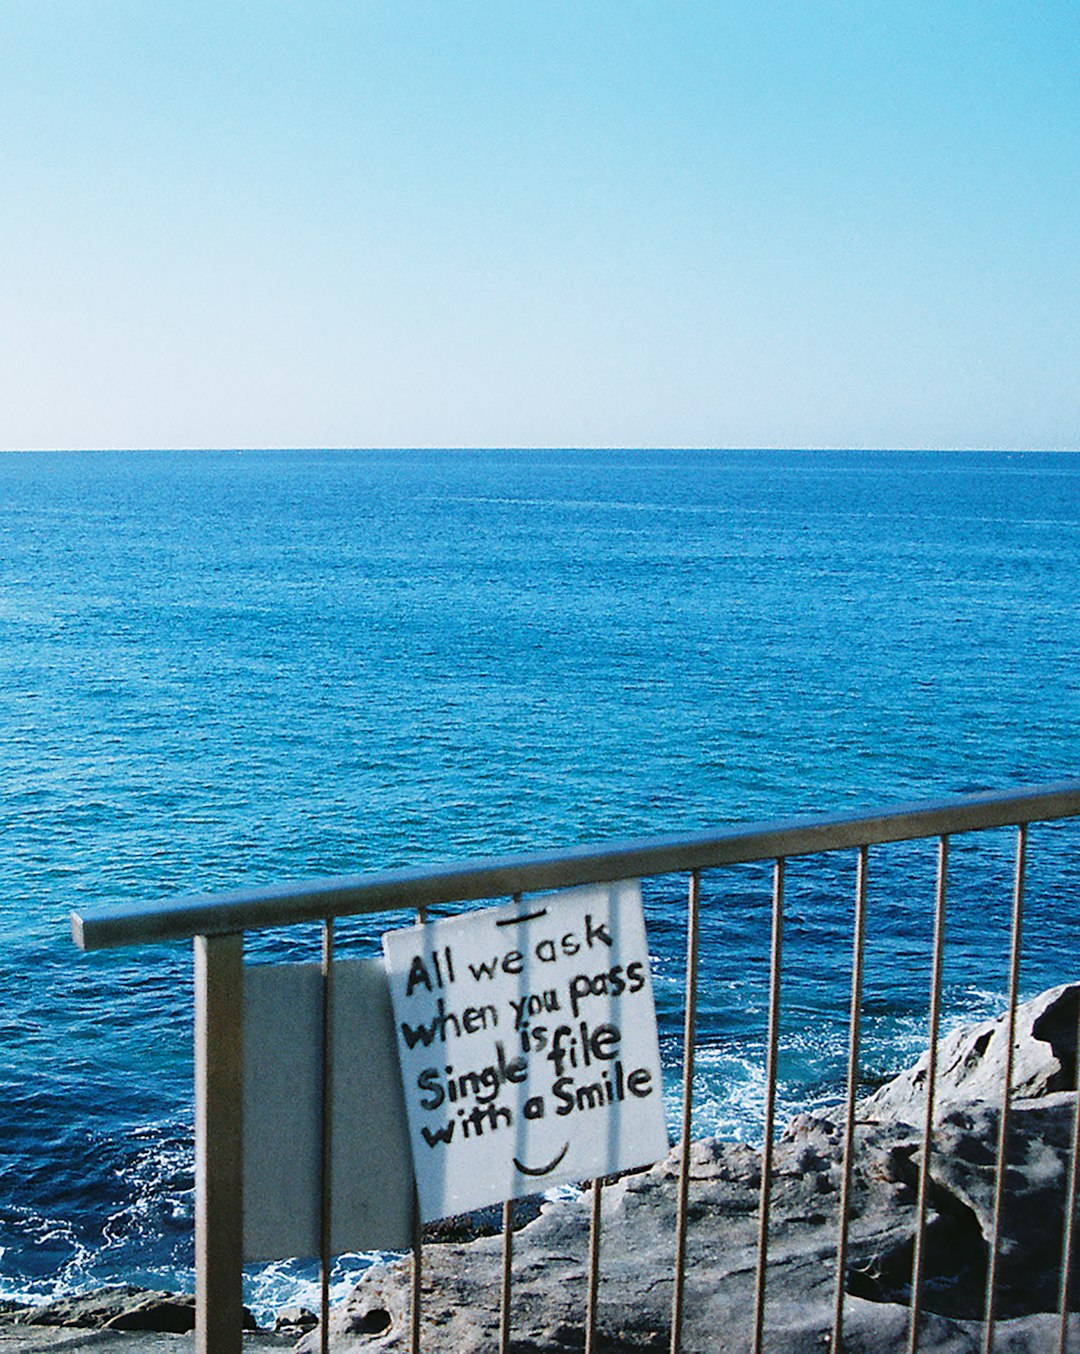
[2,2,1077,451]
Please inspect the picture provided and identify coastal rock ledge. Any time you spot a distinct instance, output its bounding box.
[304,983,1080,1353]
[4,986,1079,1352]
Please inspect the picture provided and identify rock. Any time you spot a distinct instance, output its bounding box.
[298,985,1080,1352]
[861,983,1080,1125]
[275,1304,319,1336]
[16,1288,149,1328]
[851,983,1080,1319]
[10,1285,257,1335]
[101,1292,196,1333]
[421,1194,545,1243]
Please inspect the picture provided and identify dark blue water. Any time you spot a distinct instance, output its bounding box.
[2,448,1078,1317]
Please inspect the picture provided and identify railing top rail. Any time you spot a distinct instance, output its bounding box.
[71,780,1080,952]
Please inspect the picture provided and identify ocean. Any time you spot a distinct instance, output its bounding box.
[1,447,1077,1320]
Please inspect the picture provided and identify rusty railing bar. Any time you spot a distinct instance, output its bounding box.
[499,892,523,1354]
[908,835,949,1354]
[982,823,1027,1354]
[409,1199,422,1354]
[410,904,427,1354]
[585,1176,603,1354]
[193,932,245,1354]
[1059,984,1080,1353]
[319,918,334,1354]
[751,857,785,1354]
[832,844,870,1354]
[670,869,702,1354]
[499,1199,515,1354]
[72,783,1080,951]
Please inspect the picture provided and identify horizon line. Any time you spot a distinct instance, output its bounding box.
[2,444,1077,456]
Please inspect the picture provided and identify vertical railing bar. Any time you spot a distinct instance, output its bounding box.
[319,918,335,1354]
[499,892,523,1354]
[1058,984,1080,1353]
[670,869,702,1354]
[194,932,245,1354]
[409,1198,422,1354]
[585,1175,604,1354]
[752,858,785,1354]
[499,1199,515,1354]
[982,822,1027,1354]
[907,835,949,1354]
[832,844,869,1354]
[411,904,428,1354]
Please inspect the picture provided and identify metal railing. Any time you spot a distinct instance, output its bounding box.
[70,780,1080,1353]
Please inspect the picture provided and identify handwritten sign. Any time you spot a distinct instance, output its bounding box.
[382,880,668,1222]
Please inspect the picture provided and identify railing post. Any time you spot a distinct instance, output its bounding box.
[194,932,245,1354]
[319,918,335,1354]
[585,1175,604,1354]
[411,906,427,1354]
[670,868,702,1354]
[1059,985,1080,1354]
[832,845,869,1353]
[752,857,785,1354]
[908,836,949,1354]
[500,894,523,1354]
[983,823,1027,1354]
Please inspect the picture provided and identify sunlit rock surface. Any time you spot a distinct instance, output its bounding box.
[303,985,1080,1353]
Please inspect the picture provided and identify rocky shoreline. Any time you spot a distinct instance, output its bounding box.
[5,985,1079,1352]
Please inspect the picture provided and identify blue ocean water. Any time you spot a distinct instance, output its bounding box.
[1,447,1078,1319]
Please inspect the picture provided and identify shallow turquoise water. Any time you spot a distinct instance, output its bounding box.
[1,447,1077,1315]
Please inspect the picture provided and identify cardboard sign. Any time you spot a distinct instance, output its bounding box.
[382,880,668,1222]
[242,959,413,1259]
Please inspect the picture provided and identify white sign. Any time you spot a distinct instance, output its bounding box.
[382,880,668,1222]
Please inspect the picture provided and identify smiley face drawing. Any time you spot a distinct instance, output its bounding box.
[512,1141,570,1178]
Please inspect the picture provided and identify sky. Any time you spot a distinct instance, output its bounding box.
[2,2,1078,452]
